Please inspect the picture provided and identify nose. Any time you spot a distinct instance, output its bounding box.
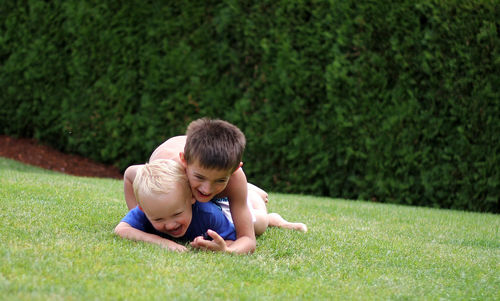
[199,182,214,195]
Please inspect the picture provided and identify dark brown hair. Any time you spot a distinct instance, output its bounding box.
[184,118,246,171]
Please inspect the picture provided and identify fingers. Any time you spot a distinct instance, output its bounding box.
[168,244,188,252]
[190,236,207,248]
[190,230,227,252]
[207,229,224,244]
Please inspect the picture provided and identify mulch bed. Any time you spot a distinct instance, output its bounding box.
[0,135,123,179]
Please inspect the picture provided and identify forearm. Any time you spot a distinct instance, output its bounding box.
[225,169,257,254]
[226,236,256,254]
[227,204,256,255]
[114,222,186,251]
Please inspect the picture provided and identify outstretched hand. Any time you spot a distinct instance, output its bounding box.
[190,229,229,253]
[163,240,188,252]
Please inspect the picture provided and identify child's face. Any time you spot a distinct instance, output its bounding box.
[185,160,232,202]
[140,182,196,238]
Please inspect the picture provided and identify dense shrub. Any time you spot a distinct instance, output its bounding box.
[1,0,498,212]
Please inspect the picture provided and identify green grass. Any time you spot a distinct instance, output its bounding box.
[1,157,498,300]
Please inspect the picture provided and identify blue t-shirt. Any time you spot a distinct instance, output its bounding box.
[121,200,236,242]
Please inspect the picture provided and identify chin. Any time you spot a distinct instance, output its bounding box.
[197,196,212,202]
[169,232,186,238]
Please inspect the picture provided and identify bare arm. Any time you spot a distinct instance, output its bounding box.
[123,165,142,210]
[226,168,256,253]
[114,222,187,252]
[226,168,257,254]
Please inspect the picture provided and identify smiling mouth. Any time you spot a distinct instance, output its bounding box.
[197,190,211,197]
[168,225,184,237]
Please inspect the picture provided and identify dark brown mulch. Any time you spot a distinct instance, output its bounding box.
[0,135,123,179]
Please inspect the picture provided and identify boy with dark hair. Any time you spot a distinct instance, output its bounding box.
[124,118,255,254]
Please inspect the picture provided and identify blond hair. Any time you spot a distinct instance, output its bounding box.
[133,159,189,207]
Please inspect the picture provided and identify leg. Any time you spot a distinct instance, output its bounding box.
[247,190,269,236]
[124,164,143,210]
[247,190,308,234]
[248,185,307,232]
[268,213,307,232]
[247,183,269,203]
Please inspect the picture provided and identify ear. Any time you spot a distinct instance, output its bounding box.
[233,162,243,173]
[179,152,187,168]
[190,196,196,205]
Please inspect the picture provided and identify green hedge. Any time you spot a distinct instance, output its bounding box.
[1,0,499,212]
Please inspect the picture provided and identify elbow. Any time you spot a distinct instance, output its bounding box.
[114,223,126,237]
[249,241,256,254]
[245,237,257,254]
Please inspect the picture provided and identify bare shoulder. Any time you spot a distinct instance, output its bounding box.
[149,135,187,161]
[221,167,248,201]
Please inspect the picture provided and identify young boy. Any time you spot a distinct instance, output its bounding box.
[115,160,307,253]
[115,159,237,252]
[123,118,254,253]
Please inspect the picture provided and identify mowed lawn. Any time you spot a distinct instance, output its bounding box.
[0,157,498,300]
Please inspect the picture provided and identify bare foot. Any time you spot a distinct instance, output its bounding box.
[287,222,308,233]
[268,213,307,232]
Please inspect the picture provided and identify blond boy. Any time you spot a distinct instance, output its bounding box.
[115,159,237,252]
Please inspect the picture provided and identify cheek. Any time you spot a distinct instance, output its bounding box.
[181,212,193,226]
[214,182,228,192]
[151,222,164,231]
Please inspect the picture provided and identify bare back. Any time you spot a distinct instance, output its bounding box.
[149,136,187,162]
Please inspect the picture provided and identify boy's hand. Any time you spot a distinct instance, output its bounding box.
[190,229,229,253]
[164,241,188,252]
